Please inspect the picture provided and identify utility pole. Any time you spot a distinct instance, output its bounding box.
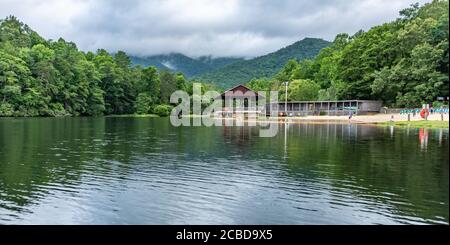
[284,81,289,116]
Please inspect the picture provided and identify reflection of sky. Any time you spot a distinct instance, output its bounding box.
[3,157,440,225]
[0,121,448,225]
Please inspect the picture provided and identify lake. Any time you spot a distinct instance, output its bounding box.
[0,117,448,224]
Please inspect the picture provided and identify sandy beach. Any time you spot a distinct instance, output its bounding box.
[208,112,449,127]
[282,113,450,124]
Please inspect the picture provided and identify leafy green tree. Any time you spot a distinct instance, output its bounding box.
[176,72,187,91]
[159,70,178,104]
[246,78,272,92]
[275,59,299,82]
[134,93,153,114]
[114,51,131,69]
[0,50,32,116]
[22,43,59,115]
[318,81,343,101]
[287,79,320,101]
[78,59,105,115]
[93,49,134,114]
[0,16,44,49]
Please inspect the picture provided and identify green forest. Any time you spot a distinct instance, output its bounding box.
[0,16,220,117]
[0,0,448,117]
[246,0,449,108]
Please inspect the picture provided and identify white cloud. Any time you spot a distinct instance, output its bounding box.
[0,0,432,57]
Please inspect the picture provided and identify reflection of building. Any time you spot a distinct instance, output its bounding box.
[217,84,382,116]
[222,125,259,148]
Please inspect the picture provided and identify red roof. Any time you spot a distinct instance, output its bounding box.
[220,84,265,98]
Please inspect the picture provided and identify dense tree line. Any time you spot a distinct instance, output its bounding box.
[0,16,222,117]
[1,1,448,117]
[247,0,449,107]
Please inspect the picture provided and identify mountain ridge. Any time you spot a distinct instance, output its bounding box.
[130,37,330,88]
[130,53,244,77]
[194,37,330,87]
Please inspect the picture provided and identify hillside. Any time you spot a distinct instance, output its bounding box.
[0,16,197,117]
[248,1,449,107]
[194,38,330,88]
[130,53,243,77]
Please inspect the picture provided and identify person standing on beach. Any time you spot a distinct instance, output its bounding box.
[349,111,353,120]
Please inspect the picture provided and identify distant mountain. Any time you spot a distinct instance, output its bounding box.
[130,53,243,77]
[194,38,330,88]
[131,38,330,87]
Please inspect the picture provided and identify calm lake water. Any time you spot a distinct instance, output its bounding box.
[0,117,448,224]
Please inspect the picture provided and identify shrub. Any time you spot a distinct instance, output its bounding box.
[0,103,14,117]
[432,101,448,108]
[153,104,172,117]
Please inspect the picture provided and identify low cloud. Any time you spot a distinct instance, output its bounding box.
[0,0,431,57]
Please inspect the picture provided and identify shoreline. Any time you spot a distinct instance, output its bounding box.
[1,113,448,128]
[184,113,449,128]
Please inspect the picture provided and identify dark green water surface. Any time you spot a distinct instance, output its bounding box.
[0,117,448,224]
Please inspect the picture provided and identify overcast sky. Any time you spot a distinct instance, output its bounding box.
[0,0,431,58]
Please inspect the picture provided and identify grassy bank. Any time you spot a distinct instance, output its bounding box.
[377,120,449,129]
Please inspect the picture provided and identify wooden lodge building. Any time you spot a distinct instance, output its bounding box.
[217,84,382,116]
[217,84,265,116]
